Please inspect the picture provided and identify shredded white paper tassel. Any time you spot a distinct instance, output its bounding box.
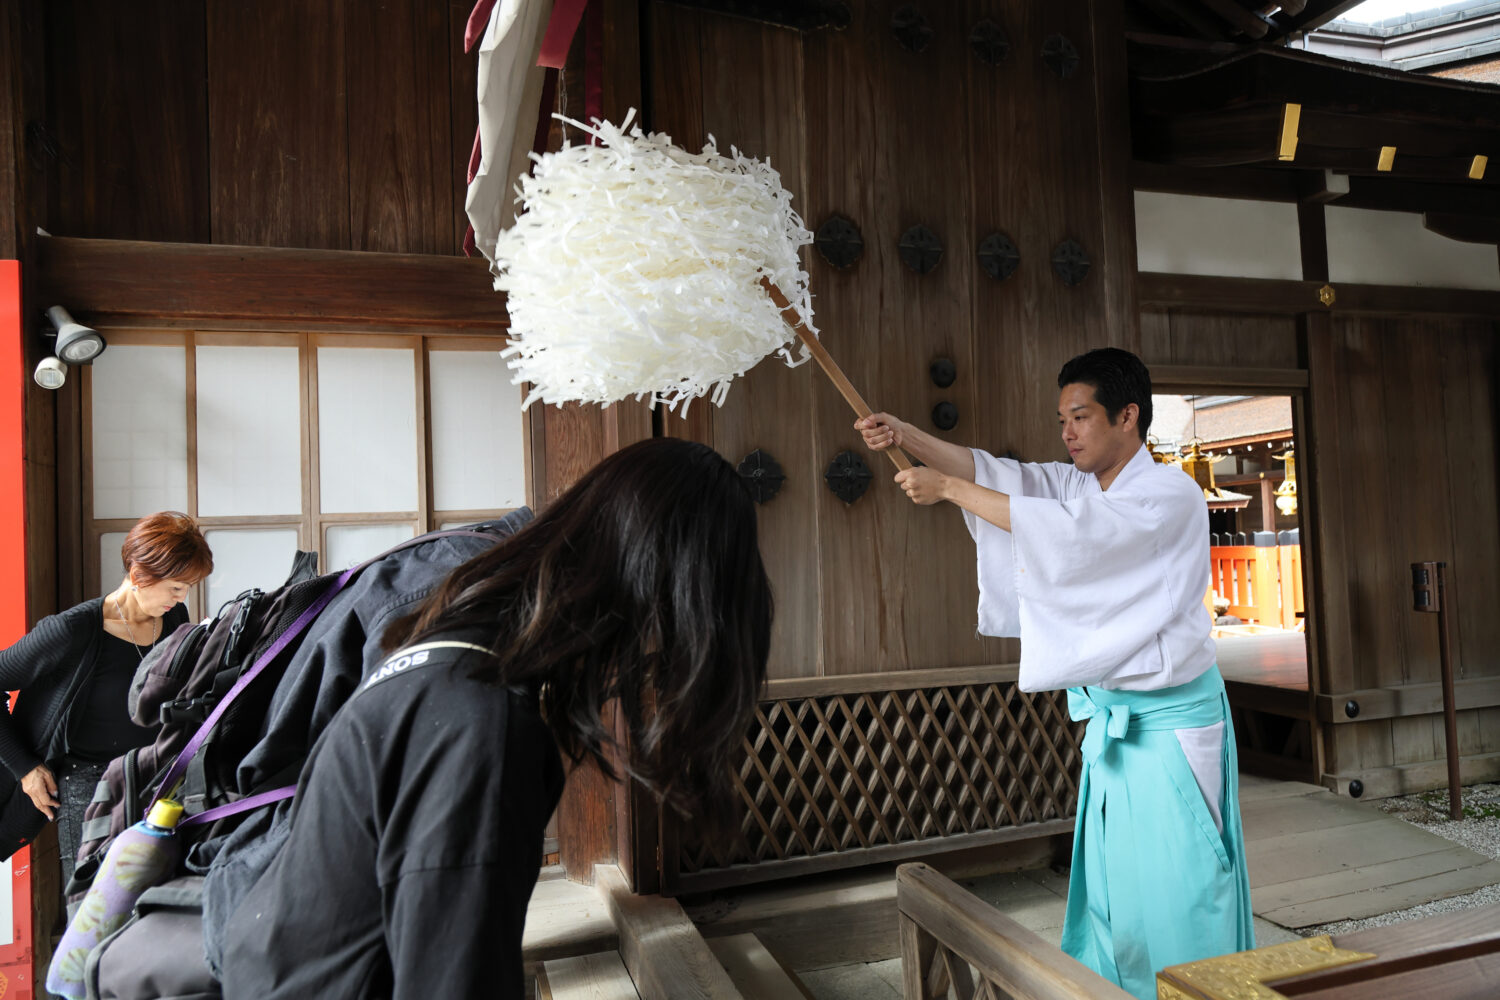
[492,110,816,411]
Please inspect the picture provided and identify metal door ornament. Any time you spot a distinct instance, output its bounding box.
[825,451,873,504]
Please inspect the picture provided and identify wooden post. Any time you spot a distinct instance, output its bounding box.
[1412,561,1462,820]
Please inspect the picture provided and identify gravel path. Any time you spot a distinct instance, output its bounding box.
[1300,782,1500,937]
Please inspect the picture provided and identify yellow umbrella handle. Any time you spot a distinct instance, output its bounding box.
[761,277,913,473]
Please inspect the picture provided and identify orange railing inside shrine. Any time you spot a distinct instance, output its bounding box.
[1210,543,1304,629]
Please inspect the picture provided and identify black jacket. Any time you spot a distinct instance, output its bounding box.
[220,639,564,999]
[0,598,188,856]
[198,511,533,975]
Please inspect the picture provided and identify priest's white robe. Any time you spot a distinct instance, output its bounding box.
[962,444,1254,999]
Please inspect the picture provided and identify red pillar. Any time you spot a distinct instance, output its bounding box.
[0,259,35,1000]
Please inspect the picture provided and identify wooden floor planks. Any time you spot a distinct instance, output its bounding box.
[1240,783,1500,928]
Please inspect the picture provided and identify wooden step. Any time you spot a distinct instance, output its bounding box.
[536,950,641,1000]
[595,864,745,1000]
[706,933,816,1000]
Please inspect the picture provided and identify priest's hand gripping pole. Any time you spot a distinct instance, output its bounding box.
[761,277,913,472]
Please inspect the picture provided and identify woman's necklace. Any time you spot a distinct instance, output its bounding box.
[113,596,160,660]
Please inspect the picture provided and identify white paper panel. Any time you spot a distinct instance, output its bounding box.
[203,528,302,615]
[317,347,418,513]
[1134,192,1303,281]
[91,345,189,519]
[1328,207,1500,291]
[0,856,11,947]
[325,523,415,572]
[428,351,526,510]
[196,346,302,516]
[99,532,127,598]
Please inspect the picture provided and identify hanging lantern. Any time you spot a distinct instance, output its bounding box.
[1274,448,1298,516]
[1148,436,1178,465]
[1180,440,1216,492]
[1180,439,1251,511]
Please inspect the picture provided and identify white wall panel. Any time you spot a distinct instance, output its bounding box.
[1134,192,1303,281]
[1327,207,1500,291]
[196,346,302,516]
[317,347,419,513]
[91,346,189,519]
[99,532,127,597]
[203,528,302,613]
[428,350,525,510]
[325,522,415,571]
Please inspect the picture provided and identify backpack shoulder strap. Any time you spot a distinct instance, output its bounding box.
[150,530,502,810]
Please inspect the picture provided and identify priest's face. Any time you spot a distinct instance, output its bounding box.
[1058,383,1138,474]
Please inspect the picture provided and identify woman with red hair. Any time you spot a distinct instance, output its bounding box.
[0,511,213,885]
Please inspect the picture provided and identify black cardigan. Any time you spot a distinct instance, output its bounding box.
[0,597,188,779]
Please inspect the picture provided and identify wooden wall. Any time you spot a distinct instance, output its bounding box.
[1306,315,1500,797]
[652,0,1139,680]
[40,0,478,255]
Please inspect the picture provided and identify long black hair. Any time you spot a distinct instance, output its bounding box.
[384,437,772,830]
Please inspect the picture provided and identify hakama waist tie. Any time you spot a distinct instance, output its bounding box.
[1059,666,1254,1000]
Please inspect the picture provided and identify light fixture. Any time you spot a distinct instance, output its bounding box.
[45,305,106,365]
[1275,449,1298,516]
[33,356,66,390]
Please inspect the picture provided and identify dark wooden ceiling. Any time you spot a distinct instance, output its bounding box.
[1125,0,1367,44]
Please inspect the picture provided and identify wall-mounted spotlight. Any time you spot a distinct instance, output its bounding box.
[46,306,106,364]
[33,356,66,390]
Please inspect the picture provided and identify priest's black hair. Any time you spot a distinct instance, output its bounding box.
[384,437,772,837]
[1058,347,1152,442]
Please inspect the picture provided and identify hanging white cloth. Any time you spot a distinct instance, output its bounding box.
[465,0,554,270]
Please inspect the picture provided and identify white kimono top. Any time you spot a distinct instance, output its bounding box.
[962,443,1217,694]
[963,443,1227,830]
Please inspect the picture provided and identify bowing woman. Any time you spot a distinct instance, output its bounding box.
[0,511,214,885]
[221,438,774,1000]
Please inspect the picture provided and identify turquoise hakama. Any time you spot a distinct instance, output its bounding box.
[1061,665,1255,999]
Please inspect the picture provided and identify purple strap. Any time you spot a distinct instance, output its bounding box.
[148,528,500,817]
[179,785,298,828]
[150,563,361,806]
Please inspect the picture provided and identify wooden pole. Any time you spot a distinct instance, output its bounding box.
[1437,563,1463,820]
[761,277,913,472]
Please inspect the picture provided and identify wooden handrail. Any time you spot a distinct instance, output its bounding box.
[896,863,1133,1000]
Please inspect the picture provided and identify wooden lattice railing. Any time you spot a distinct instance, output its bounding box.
[660,666,1085,894]
[897,863,1133,1000]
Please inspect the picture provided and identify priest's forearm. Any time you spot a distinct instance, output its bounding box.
[941,476,1011,532]
[897,422,976,481]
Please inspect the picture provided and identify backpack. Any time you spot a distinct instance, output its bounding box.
[67,530,498,901]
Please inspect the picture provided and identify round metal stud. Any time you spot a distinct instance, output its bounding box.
[1050,239,1090,286]
[891,5,933,53]
[815,215,865,269]
[930,358,956,389]
[932,402,958,431]
[1344,699,1360,719]
[969,19,1010,65]
[899,225,944,275]
[1042,34,1081,79]
[1348,779,1364,799]
[978,231,1020,281]
[737,449,786,504]
[825,451,873,505]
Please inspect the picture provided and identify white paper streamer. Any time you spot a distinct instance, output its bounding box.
[492,110,816,411]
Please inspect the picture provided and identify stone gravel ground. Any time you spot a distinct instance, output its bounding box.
[1300,782,1500,937]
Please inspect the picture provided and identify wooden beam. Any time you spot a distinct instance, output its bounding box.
[1137,271,1500,318]
[1316,677,1500,724]
[34,236,507,334]
[1131,160,1306,201]
[595,864,745,1000]
[1196,0,1270,39]
[896,864,1135,1000]
[1151,365,1308,391]
[1337,175,1500,217]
